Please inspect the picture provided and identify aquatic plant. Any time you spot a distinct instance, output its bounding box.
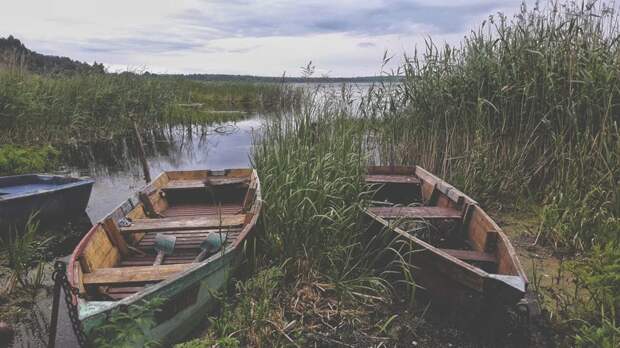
[0,67,302,145]
[0,144,59,175]
[0,213,50,294]
[90,297,164,348]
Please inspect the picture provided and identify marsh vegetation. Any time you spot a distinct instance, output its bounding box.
[180,1,619,347]
[0,1,619,347]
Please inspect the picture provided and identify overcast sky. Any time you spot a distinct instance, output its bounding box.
[1,0,530,76]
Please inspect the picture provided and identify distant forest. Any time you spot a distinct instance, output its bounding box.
[0,36,105,74]
[0,36,398,83]
[170,74,401,83]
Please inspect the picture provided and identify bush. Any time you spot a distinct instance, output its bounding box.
[0,144,59,175]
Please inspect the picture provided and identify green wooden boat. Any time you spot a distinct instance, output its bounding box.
[68,168,261,345]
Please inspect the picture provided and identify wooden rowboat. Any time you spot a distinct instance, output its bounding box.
[68,168,261,345]
[364,166,527,308]
[0,174,93,231]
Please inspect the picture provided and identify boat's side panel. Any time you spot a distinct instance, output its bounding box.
[465,206,496,253]
[414,166,477,207]
[363,211,487,310]
[81,247,241,346]
[80,224,120,272]
[0,179,93,228]
[141,172,169,195]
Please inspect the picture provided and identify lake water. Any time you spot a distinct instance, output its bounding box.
[72,114,263,222]
[72,82,377,222]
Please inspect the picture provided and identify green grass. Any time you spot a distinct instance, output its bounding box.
[177,87,414,347]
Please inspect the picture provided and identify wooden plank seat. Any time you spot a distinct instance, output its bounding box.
[120,214,245,233]
[163,177,249,192]
[440,249,496,263]
[163,180,205,191]
[368,206,462,220]
[365,174,421,185]
[162,203,243,218]
[83,264,190,286]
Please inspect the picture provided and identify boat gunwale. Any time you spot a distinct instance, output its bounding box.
[0,174,94,201]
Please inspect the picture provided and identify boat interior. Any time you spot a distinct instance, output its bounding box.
[71,169,259,301]
[366,166,525,280]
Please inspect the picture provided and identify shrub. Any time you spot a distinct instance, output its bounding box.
[0,144,59,175]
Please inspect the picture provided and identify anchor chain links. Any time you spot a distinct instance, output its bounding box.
[51,261,88,347]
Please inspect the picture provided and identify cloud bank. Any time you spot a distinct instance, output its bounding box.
[1,0,527,76]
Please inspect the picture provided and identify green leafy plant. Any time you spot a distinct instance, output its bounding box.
[90,297,164,348]
[0,145,59,175]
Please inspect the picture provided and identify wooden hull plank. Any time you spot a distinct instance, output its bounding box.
[439,248,497,263]
[368,206,461,220]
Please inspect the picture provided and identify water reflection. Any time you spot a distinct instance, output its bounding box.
[64,114,262,222]
[60,83,377,222]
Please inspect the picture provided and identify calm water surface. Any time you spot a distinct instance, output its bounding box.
[77,115,262,222]
[74,83,376,222]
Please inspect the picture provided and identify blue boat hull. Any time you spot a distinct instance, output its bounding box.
[0,175,94,230]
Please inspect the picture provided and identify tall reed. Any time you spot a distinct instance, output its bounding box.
[0,67,301,145]
[367,1,620,250]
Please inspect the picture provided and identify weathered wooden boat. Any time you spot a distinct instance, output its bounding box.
[68,168,261,345]
[0,174,94,230]
[364,166,527,308]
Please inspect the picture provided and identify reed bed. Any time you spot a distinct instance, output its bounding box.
[186,2,620,346]
[177,88,422,347]
[0,68,300,146]
[366,1,619,251]
[362,1,620,344]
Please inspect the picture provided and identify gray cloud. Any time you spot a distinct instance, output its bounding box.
[175,0,506,39]
[79,37,204,54]
[4,0,524,75]
[36,1,509,58]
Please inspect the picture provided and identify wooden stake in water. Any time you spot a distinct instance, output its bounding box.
[133,121,151,183]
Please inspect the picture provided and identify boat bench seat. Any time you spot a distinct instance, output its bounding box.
[440,248,496,263]
[365,175,421,185]
[163,177,249,192]
[120,214,246,233]
[163,180,206,192]
[368,206,461,220]
[82,264,190,286]
[137,229,241,250]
